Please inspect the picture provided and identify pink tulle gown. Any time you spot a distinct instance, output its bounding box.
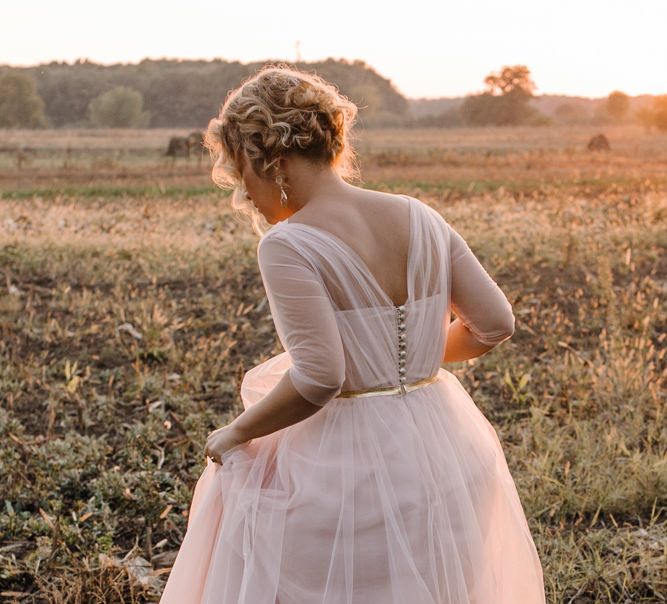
[159,195,546,603]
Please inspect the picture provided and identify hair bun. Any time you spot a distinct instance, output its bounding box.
[202,62,361,235]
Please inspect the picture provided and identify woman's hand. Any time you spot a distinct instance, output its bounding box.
[204,424,247,464]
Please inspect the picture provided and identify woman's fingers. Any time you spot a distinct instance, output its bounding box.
[204,441,220,464]
[204,427,238,464]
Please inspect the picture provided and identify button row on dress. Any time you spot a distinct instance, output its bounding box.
[396,304,407,385]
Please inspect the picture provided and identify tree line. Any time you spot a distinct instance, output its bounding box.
[0,58,665,131]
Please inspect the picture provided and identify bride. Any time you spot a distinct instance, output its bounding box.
[159,62,546,604]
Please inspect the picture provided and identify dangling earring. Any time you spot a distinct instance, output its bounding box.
[276,175,288,208]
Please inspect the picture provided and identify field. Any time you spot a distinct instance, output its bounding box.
[0,125,665,603]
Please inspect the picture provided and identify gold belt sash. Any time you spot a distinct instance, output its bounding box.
[337,374,440,398]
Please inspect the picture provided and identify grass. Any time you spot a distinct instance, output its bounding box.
[0,185,219,201]
[0,125,665,603]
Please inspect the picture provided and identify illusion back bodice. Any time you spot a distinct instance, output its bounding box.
[256,195,515,405]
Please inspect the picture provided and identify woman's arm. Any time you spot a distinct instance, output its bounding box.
[228,370,321,444]
[442,221,515,364]
[226,232,345,443]
[443,318,496,363]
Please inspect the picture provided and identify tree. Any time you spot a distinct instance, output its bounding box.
[635,95,667,132]
[483,65,536,97]
[606,91,630,121]
[0,71,47,128]
[461,65,541,126]
[87,85,151,128]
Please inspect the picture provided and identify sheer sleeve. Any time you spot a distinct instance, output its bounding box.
[447,222,515,347]
[256,232,346,406]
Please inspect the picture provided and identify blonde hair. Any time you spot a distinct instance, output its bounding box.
[203,62,362,236]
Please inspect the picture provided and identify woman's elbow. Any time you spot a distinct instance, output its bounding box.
[501,312,516,340]
[288,363,346,407]
[475,313,515,347]
[493,302,516,342]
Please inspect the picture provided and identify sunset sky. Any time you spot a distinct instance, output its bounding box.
[2,0,665,99]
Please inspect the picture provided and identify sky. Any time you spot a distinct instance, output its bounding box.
[2,0,665,99]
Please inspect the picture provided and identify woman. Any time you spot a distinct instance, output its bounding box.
[160,64,546,603]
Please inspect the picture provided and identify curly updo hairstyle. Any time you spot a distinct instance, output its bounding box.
[203,62,362,235]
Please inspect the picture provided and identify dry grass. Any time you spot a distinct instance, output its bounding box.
[0,125,665,603]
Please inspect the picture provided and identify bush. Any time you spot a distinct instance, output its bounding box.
[0,71,48,128]
[87,85,151,128]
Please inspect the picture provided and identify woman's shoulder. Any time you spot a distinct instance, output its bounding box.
[257,221,290,256]
[394,193,454,236]
[256,221,319,272]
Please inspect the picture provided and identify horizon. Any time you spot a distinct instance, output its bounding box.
[0,56,659,102]
[2,0,665,99]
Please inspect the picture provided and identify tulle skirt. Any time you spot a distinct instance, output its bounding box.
[159,352,546,603]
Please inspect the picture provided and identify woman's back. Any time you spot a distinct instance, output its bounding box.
[283,188,413,307]
[257,193,515,398]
